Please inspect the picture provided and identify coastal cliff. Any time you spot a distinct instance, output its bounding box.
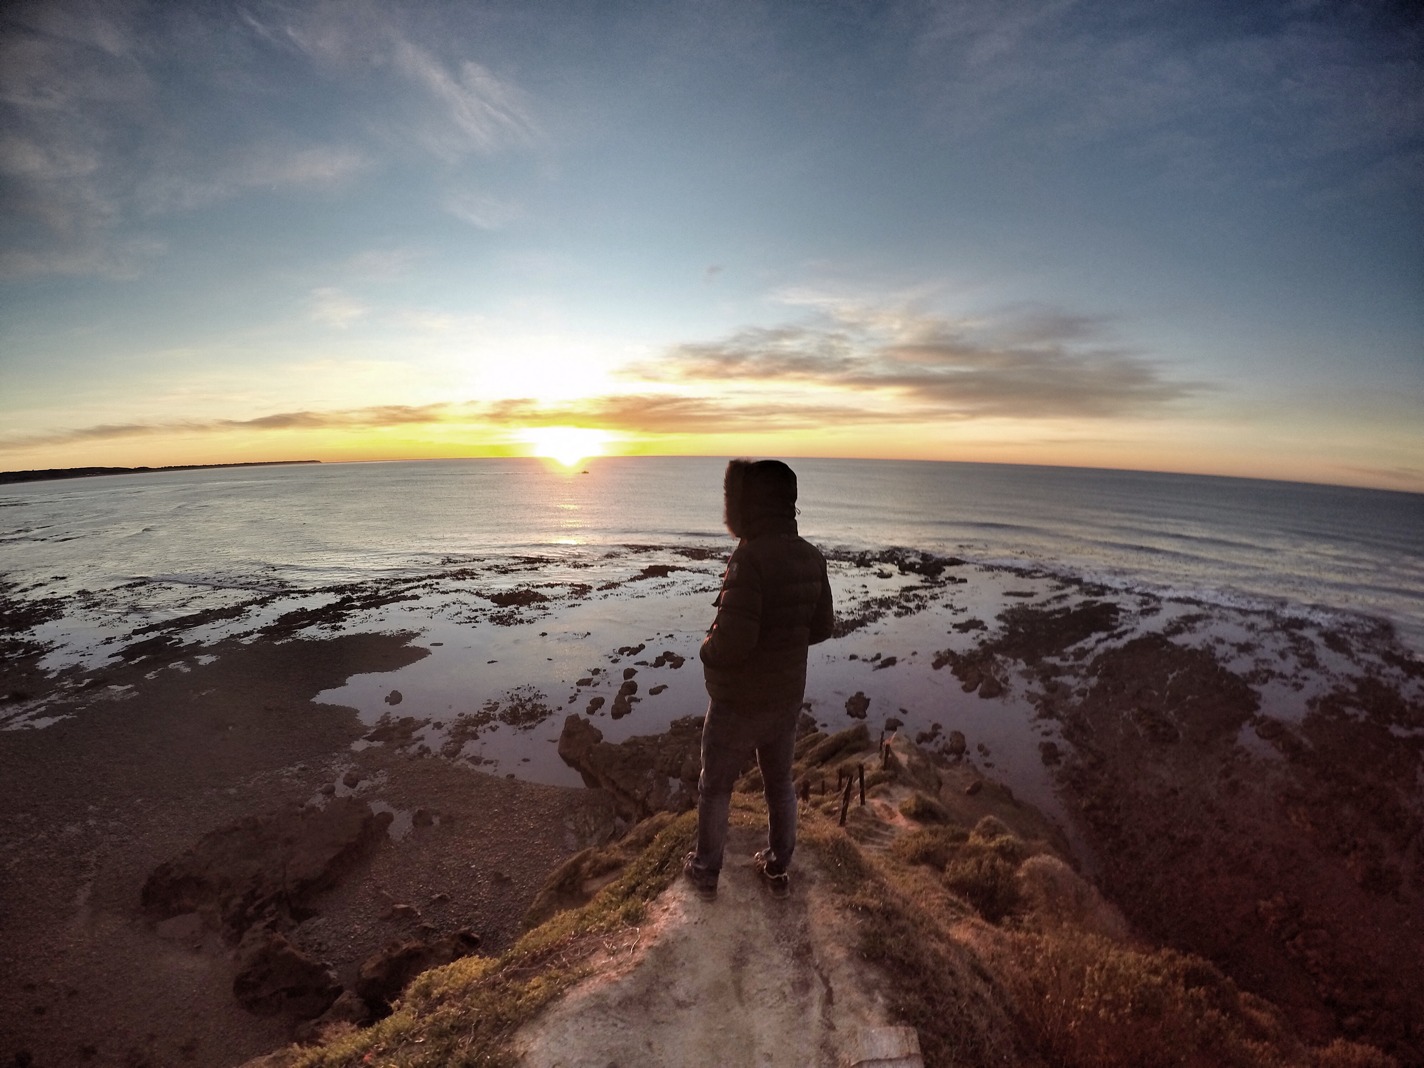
[236,724,1402,1068]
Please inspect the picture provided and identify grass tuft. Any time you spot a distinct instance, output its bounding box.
[898,790,951,823]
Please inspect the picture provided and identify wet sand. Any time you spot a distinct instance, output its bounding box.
[3,546,1422,1064]
[0,620,615,1067]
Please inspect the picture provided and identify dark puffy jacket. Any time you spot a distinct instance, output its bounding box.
[700,460,835,705]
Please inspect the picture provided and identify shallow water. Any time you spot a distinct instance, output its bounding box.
[4,457,1420,653]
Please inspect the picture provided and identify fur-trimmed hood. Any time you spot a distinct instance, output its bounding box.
[723,459,798,538]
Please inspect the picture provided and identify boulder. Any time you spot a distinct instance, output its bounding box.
[557,714,702,821]
[944,730,967,759]
[355,929,483,1016]
[845,692,870,719]
[141,797,389,939]
[294,988,374,1044]
[232,931,340,1019]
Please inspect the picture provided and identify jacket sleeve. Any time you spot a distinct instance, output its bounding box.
[808,566,834,645]
[699,549,763,667]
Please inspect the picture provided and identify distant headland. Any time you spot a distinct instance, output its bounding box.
[0,460,321,486]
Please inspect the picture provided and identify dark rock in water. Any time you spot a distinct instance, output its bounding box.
[342,769,363,788]
[557,714,702,821]
[931,648,1007,698]
[1253,716,1286,741]
[945,730,967,759]
[355,929,482,1016]
[114,633,183,662]
[845,692,870,719]
[873,656,898,670]
[885,717,904,732]
[1039,741,1062,765]
[232,931,340,1019]
[384,689,403,705]
[140,797,388,940]
[364,715,428,745]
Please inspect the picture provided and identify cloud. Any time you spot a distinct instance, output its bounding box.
[637,303,1203,419]
[0,0,537,278]
[486,395,864,434]
[910,0,1424,197]
[443,190,522,230]
[4,298,1205,450]
[133,145,369,216]
[309,287,368,329]
[267,1,537,160]
[4,390,903,452]
[388,40,536,158]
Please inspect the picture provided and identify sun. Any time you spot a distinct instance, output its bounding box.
[524,426,609,468]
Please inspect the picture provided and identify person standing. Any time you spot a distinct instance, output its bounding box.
[684,459,835,898]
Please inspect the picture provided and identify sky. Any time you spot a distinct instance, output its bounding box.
[1,0,1421,491]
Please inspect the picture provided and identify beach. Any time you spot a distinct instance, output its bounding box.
[2,459,1422,1064]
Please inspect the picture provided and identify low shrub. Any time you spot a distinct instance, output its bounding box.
[1002,929,1340,1068]
[890,825,970,870]
[944,851,1022,923]
[899,790,950,823]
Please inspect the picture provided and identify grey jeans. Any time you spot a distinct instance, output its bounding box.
[690,697,799,878]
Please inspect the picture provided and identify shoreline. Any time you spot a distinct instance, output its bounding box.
[0,627,618,1067]
[3,546,1422,1064]
[0,460,322,486]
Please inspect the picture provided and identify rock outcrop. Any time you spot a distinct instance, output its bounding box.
[556,715,701,821]
[232,931,341,1019]
[141,797,390,940]
[355,929,483,1016]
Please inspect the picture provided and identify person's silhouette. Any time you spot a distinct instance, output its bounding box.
[684,459,835,898]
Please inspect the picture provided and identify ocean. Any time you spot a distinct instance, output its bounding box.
[3,456,1422,654]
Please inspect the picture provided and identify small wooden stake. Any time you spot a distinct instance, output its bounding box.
[858,763,866,806]
[838,774,854,826]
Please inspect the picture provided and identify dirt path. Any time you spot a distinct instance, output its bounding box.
[514,824,921,1068]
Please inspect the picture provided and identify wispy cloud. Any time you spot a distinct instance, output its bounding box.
[134,145,369,216]
[308,287,369,329]
[0,0,538,278]
[443,189,523,230]
[268,1,537,159]
[637,303,1203,419]
[389,41,536,158]
[911,0,1424,197]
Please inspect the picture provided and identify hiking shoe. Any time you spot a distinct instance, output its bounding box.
[753,850,790,898]
[683,852,717,899]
